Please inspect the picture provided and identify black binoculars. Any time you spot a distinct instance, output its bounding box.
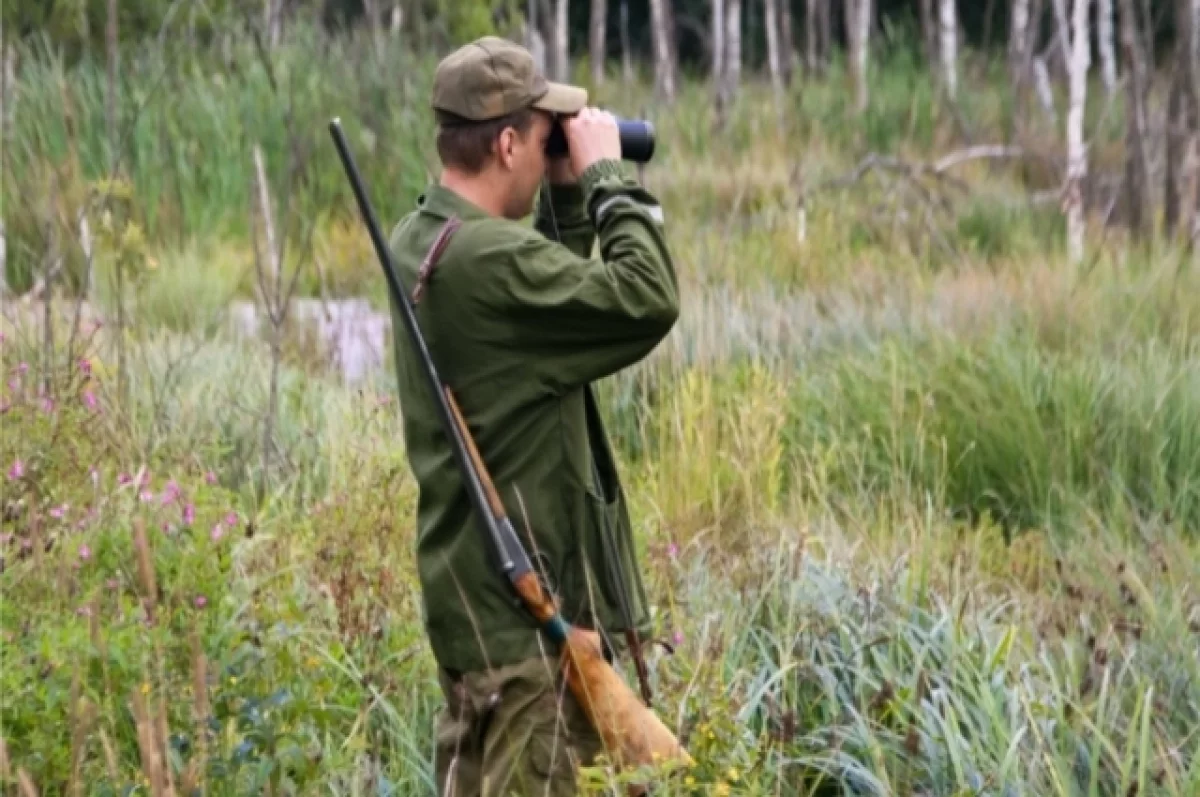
[545,117,656,164]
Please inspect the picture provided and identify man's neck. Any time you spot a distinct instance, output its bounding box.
[439,169,506,218]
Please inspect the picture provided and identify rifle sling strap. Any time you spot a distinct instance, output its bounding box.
[411,216,462,304]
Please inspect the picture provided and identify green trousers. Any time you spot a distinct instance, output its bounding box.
[434,654,606,796]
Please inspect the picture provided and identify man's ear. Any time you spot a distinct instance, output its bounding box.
[496,127,516,171]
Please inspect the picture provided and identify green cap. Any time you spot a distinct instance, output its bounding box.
[432,36,588,122]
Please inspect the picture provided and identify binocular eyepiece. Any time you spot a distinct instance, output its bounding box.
[545,117,656,164]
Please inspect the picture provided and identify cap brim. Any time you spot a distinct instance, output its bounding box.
[532,81,588,115]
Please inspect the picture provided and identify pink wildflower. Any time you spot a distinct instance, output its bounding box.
[39,396,55,414]
[7,459,23,480]
[79,544,91,561]
[182,502,195,526]
[118,472,132,486]
[672,630,684,647]
[78,358,92,375]
[224,510,238,528]
[50,504,68,519]
[6,379,19,392]
[15,362,28,375]
[194,595,208,609]
[82,391,98,411]
[210,523,224,542]
[139,489,154,503]
[205,470,217,485]
[160,480,180,505]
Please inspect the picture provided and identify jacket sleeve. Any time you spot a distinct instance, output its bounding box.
[533,181,596,259]
[490,159,680,394]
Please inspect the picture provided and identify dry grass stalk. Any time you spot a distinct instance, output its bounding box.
[132,517,158,624]
[98,729,119,783]
[131,686,172,797]
[191,631,210,782]
[17,770,38,797]
[155,700,176,795]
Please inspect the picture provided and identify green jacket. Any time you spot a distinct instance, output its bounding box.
[386,158,679,674]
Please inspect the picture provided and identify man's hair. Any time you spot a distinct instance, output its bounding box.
[435,107,537,173]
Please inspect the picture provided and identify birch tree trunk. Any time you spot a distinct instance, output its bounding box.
[1119,0,1151,238]
[649,0,676,101]
[846,0,870,114]
[939,0,957,100]
[362,0,383,56]
[1097,0,1117,93]
[1051,0,1073,80]
[713,0,726,86]
[1165,0,1200,242]
[590,0,606,86]
[620,0,633,83]
[552,0,569,82]
[1065,0,1091,264]
[264,0,282,48]
[1009,0,1031,89]
[805,0,819,75]
[781,2,796,86]
[764,0,785,118]
[717,0,742,122]
[919,0,938,67]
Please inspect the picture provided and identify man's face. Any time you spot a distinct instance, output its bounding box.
[497,111,553,220]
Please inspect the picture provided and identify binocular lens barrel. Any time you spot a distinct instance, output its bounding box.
[545,118,656,164]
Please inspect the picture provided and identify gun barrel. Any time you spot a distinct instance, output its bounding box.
[328,117,532,584]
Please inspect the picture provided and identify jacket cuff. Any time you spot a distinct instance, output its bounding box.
[579,159,628,198]
[537,181,588,223]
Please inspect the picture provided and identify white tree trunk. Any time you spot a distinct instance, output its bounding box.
[1097,0,1117,92]
[620,0,633,83]
[1052,0,1072,77]
[764,0,785,113]
[805,0,818,73]
[590,0,607,86]
[1066,0,1091,264]
[1118,0,1150,236]
[726,0,742,92]
[718,0,742,116]
[1009,0,1031,86]
[552,0,569,82]
[649,0,676,100]
[939,0,957,99]
[713,0,726,85]
[846,0,870,113]
[1034,56,1057,122]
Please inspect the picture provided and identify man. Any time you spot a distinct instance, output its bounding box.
[385,36,680,796]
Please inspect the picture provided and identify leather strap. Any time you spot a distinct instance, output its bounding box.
[411,216,462,304]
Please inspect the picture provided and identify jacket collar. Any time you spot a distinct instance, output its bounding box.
[416,183,491,222]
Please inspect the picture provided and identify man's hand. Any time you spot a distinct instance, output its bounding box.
[561,108,621,179]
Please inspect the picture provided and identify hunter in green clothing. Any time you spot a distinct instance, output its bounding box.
[385,36,679,796]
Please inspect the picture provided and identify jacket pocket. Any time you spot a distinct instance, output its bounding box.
[585,488,649,633]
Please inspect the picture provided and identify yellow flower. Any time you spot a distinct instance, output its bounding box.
[684,776,695,787]
[727,767,740,781]
[715,782,730,796]
[140,682,151,695]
